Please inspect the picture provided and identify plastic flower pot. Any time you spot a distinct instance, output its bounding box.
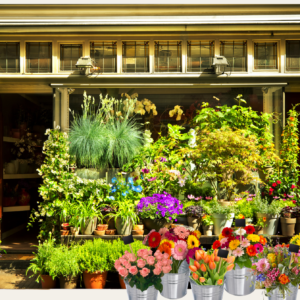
[61,223,70,230]
[59,275,78,289]
[256,213,279,235]
[187,216,201,230]
[41,275,56,289]
[80,216,97,235]
[202,225,213,236]
[211,213,234,235]
[280,217,296,236]
[142,218,172,232]
[115,217,133,235]
[83,271,107,289]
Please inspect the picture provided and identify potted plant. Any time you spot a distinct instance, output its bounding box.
[136,192,183,231]
[188,249,236,300]
[280,206,297,237]
[294,207,300,234]
[213,226,267,296]
[26,234,57,289]
[252,243,300,299]
[48,244,80,289]
[204,200,235,235]
[78,238,112,289]
[236,198,255,225]
[185,205,204,230]
[201,215,214,236]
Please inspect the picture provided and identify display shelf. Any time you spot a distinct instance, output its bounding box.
[3,174,40,179]
[3,206,30,212]
[3,136,19,143]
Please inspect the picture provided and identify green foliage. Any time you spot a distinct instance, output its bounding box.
[251,198,295,215]
[203,199,236,219]
[236,199,254,218]
[184,182,216,199]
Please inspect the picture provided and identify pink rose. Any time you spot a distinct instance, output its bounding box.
[140,267,151,278]
[162,259,169,266]
[155,253,163,261]
[137,259,146,268]
[114,260,122,270]
[154,250,162,258]
[119,267,129,278]
[124,261,131,269]
[128,254,137,262]
[146,256,155,265]
[120,258,128,266]
[153,267,162,275]
[162,265,172,274]
[163,253,169,260]
[156,261,164,268]
[129,266,138,275]
[148,249,153,256]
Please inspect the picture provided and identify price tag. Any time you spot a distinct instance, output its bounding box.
[217,249,229,258]
[122,235,134,245]
[235,219,246,227]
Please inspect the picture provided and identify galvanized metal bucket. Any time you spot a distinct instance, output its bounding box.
[267,283,299,300]
[224,265,255,296]
[160,261,190,299]
[125,280,159,300]
[190,279,224,300]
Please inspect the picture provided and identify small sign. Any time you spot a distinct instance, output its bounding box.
[235,219,246,227]
[217,249,229,259]
[122,235,134,245]
[289,244,300,253]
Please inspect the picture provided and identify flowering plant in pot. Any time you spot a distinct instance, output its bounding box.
[136,192,183,231]
[252,244,300,299]
[201,215,214,235]
[185,205,204,230]
[115,248,172,295]
[280,206,297,236]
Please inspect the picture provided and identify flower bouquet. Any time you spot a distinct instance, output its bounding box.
[252,244,300,299]
[188,249,236,300]
[143,226,201,299]
[212,226,267,296]
[115,249,172,300]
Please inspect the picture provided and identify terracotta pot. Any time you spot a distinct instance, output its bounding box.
[41,274,56,289]
[141,218,172,232]
[119,274,126,289]
[132,229,144,235]
[61,223,70,230]
[187,216,201,230]
[60,230,69,236]
[105,229,116,235]
[94,230,105,236]
[133,224,144,230]
[202,225,213,236]
[18,189,30,206]
[280,217,296,236]
[295,217,300,235]
[97,224,108,231]
[104,216,116,230]
[83,271,107,289]
[12,129,21,139]
[59,275,78,289]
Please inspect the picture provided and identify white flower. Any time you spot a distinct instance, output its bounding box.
[178,177,186,187]
[45,129,51,135]
[234,228,246,235]
[38,219,43,222]
[55,125,60,130]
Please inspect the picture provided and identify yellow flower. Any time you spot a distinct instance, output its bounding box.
[290,234,300,246]
[247,234,260,243]
[272,263,277,268]
[219,234,224,241]
[187,235,200,249]
[193,230,201,239]
[229,240,240,251]
[160,239,175,248]
[268,253,276,263]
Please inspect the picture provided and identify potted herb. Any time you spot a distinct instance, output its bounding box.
[201,215,214,236]
[185,205,204,230]
[48,244,80,289]
[236,198,254,225]
[136,192,183,231]
[280,206,296,237]
[26,234,57,289]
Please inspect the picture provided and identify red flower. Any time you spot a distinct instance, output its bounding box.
[269,188,274,192]
[269,191,273,195]
[284,193,287,197]
[246,245,257,257]
[276,180,281,184]
[212,240,221,250]
[272,183,277,187]
[245,225,255,234]
[148,232,161,248]
[222,227,233,237]
[227,236,235,243]
[293,200,297,204]
[291,185,297,189]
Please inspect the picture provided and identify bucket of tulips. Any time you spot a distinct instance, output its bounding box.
[115,249,173,300]
[188,248,235,300]
[252,243,300,300]
[143,226,201,299]
[213,225,267,296]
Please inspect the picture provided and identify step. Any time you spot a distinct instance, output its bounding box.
[0,254,35,270]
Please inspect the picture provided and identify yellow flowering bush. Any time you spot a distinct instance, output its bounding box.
[247,234,260,243]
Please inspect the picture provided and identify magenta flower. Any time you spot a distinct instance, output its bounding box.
[141,168,150,174]
[186,247,201,264]
[188,195,195,200]
[254,243,263,253]
[255,258,270,272]
[246,197,253,201]
[195,197,202,201]
[147,177,157,182]
[205,197,212,200]
[172,240,188,260]
[160,157,167,162]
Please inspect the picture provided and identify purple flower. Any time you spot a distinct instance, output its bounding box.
[160,157,167,162]
[141,168,150,174]
[147,177,157,182]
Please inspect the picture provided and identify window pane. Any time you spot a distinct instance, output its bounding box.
[60,44,82,71]
[0,42,20,73]
[254,42,277,70]
[286,40,300,71]
[90,41,117,73]
[220,41,247,72]
[155,41,182,72]
[26,42,52,73]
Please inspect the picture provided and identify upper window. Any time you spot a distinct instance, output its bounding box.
[187,41,214,72]
[122,41,149,73]
[26,42,52,73]
[254,42,278,70]
[286,40,300,72]
[220,41,247,72]
[0,42,20,73]
[60,44,82,71]
[90,41,117,73]
[155,41,182,72]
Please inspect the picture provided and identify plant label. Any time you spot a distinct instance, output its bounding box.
[289,244,299,253]
[217,249,229,258]
[122,235,134,245]
[235,219,246,227]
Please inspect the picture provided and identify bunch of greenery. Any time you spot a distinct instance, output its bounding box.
[78,238,113,273]
[251,198,296,216]
[26,234,56,282]
[236,199,255,219]
[185,205,204,218]
[201,214,214,226]
[184,182,216,199]
[202,199,236,219]
[47,244,81,279]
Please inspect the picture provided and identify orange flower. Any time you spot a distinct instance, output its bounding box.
[260,236,267,245]
[158,243,172,258]
[209,261,216,270]
[217,279,223,285]
[290,117,295,121]
[189,265,197,272]
[227,264,235,271]
[195,250,205,261]
[200,277,206,283]
[246,245,257,257]
[192,273,199,281]
[263,217,267,222]
[200,264,207,272]
[204,255,210,264]
[278,274,290,285]
[194,260,200,270]
[227,256,235,264]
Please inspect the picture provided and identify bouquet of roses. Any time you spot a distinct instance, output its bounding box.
[143,226,201,273]
[252,243,300,297]
[189,249,236,286]
[115,248,172,292]
[212,226,267,269]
